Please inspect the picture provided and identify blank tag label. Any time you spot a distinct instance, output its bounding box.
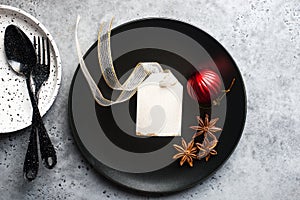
[136,71,183,137]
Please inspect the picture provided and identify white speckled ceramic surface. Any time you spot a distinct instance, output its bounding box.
[0,5,61,133]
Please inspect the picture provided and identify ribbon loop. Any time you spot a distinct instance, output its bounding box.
[75,16,172,106]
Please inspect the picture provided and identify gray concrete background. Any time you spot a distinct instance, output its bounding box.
[0,0,299,199]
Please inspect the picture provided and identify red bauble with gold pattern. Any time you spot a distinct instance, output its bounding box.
[187,69,222,105]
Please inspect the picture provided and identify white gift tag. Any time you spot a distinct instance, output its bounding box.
[136,71,183,137]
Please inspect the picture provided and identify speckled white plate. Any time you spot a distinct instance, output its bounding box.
[0,5,61,133]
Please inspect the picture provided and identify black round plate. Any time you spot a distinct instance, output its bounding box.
[69,18,246,194]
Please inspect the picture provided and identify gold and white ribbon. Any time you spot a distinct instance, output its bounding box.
[75,16,175,106]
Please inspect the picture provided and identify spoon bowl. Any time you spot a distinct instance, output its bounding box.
[4,25,36,76]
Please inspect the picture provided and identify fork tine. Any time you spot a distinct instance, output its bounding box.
[42,37,45,65]
[37,36,41,64]
[34,36,39,63]
[46,38,50,66]
[33,36,36,49]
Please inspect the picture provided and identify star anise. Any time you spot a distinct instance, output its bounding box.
[173,138,198,167]
[196,136,218,161]
[190,114,222,139]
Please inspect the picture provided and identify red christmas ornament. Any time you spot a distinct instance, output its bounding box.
[187,69,222,105]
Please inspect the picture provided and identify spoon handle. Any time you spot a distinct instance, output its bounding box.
[25,77,57,169]
[23,78,39,180]
[23,118,39,181]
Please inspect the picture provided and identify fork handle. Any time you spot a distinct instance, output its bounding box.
[36,115,57,169]
[25,77,57,169]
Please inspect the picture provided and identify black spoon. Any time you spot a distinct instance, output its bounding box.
[4,25,56,180]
